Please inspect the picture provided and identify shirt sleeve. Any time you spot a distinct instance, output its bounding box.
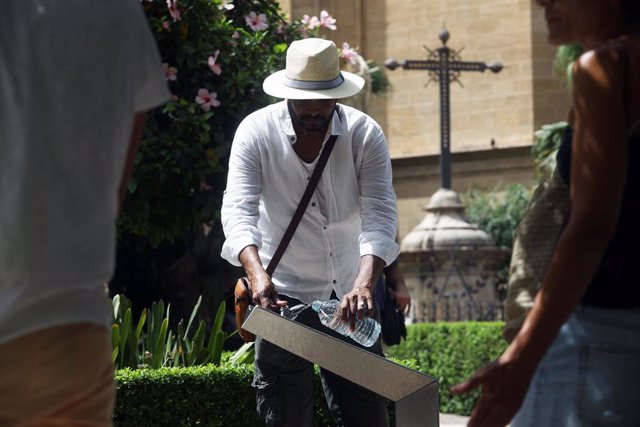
[357,122,401,265]
[220,117,264,266]
[131,2,171,112]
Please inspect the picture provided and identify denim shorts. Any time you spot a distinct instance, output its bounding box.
[511,305,640,427]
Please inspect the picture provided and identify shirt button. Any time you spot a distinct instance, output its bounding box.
[311,202,316,207]
[332,280,337,284]
[290,136,295,141]
[329,252,333,257]
[323,225,327,230]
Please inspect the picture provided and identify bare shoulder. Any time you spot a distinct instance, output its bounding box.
[573,43,626,89]
[571,43,628,112]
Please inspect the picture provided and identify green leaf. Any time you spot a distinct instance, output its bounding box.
[273,43,287,54]
[184,295,202,337]
[112,324,120,350]
[118,308,132,368]
[128,178,138,194]
[112,294,121,321]
[192,320,206,357]
[135,309,147,345]
[229,342,255,365]
[210,330,225,366]
[212,300,226,336]
[152,318,169,369]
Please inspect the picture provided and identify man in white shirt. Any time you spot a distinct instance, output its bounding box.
[0,1,169,425]
[221,38,400,427]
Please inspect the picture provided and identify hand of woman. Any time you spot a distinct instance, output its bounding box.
[451,350,537,427]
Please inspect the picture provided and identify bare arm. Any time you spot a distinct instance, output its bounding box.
[118,112,147,211]
[452,46,628,427]
[509,46,627,364]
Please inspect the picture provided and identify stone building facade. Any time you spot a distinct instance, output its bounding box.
[280,0,570,241]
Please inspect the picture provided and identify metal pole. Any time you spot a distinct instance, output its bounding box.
[438,46,452,189]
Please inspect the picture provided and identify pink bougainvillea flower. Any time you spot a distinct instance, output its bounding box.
[162,21,171,30]
[218,0,234,11]
[340,42,358,65]
[319,10,336,30]
[166,0,181,22]
[208,50,222,76]
[162,63,178,81]
[245,11,269,31]
[195,88,221,112]
[301,14,320,30]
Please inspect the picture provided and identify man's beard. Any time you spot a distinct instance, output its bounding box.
[288,103,334,132]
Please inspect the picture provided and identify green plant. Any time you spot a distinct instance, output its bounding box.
[120,0,305,247]
[113,364,335,426]
[532,121,569,182]
[113,323,508,422]
[112,294,148,369]
[114,364,258,427]
[386,322,507,415]
[464,184,532,251]
[368,60,391,95]
[228,341,255,365]
[553,44,584,86]
[111,294,229,369]
[114,359,423,426]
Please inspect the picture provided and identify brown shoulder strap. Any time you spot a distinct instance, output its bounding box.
[265,107,342,275]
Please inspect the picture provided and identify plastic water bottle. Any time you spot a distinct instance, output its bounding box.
[311,299,381,347]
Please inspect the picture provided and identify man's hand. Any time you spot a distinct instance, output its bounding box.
[250,272,288,310]
[338,254,385,329]
[239,245,287,311]
[340,286,374,330]
[391,285,411,315]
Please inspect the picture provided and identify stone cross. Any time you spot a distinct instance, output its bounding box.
[385,28,502,189]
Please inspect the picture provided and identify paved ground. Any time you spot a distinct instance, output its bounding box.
[439,413,470,426]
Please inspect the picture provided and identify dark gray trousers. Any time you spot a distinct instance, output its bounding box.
[253,294,389,427]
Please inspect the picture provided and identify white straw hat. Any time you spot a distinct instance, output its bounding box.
[263,38,365,100]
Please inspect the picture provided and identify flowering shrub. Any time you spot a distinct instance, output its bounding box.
[119,1,368,246]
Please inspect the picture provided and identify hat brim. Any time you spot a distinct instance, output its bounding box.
[263,70,365,100]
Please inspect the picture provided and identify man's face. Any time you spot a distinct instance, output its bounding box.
[288,99,337,132]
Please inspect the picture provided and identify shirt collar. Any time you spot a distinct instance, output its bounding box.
[279,101,345,145]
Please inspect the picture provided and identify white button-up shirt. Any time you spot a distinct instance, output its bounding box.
[221,101,400,303]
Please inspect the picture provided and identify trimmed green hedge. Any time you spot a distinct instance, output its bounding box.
[114,364,338,426]
[386,322,507,415]
[113,323,507,424]
[114,365,257,426]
